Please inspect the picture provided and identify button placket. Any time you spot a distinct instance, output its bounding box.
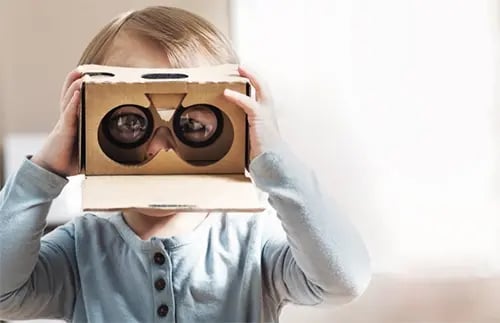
[152,249,172,321]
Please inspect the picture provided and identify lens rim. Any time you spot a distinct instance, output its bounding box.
[172,104,224,148]
[101,104,154,149]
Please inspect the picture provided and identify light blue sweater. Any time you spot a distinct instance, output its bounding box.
[0,146,370,322]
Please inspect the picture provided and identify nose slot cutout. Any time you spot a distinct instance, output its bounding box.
[146,127,176,158]
[146,93,186,121]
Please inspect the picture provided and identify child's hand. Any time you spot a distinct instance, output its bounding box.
[32,70,83,177]
[224,66,282,161]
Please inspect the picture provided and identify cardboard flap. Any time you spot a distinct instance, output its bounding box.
[82,174,265,212]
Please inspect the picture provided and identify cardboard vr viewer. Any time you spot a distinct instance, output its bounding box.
[78,64,264,213]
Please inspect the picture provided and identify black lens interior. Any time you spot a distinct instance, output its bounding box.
[173,104,223,147]
[101,105,154,148]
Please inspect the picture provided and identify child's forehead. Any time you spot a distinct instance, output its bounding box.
[103,32,171,68]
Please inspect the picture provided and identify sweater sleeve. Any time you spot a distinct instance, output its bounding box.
[250,145,371,306]
[0,158,79,321]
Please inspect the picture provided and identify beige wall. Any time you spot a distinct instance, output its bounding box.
[0,0,230,183]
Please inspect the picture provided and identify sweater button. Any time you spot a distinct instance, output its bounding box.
[155,278,166,291]
[157,304,169,317]
[154,252,165,265]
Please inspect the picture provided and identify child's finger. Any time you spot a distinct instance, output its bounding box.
[60,70,83,103]
[238,66,271,103]
[224,89,259,117]
[61,78,83,113]
[61,90,80,129]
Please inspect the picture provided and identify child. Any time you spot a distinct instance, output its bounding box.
[0,6,370,322]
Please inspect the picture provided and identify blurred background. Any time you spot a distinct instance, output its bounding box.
[1,0,500,322]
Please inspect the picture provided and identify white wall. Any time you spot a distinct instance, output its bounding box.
[231,0,500,274]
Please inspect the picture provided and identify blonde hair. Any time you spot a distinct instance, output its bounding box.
[78,6,239,67]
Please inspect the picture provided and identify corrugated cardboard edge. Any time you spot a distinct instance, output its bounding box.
[79,83,86,172]
[82,174,265,213]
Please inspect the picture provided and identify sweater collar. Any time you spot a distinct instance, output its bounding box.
[108,212,217,252]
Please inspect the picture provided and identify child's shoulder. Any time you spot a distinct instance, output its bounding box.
[211,210,285,242]
[66,212,124,239]
[72,212,118,225]
[212,210,272,227]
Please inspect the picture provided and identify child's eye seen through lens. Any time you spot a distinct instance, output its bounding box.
[108,113,148,144]
[180,117,205,132]
[176,106,220,145]
[101,105,153,148]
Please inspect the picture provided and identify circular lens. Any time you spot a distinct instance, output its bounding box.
[102,105,153,148]
[173,105,223,147]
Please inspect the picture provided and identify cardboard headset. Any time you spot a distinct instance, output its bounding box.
[78,64,264,212]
